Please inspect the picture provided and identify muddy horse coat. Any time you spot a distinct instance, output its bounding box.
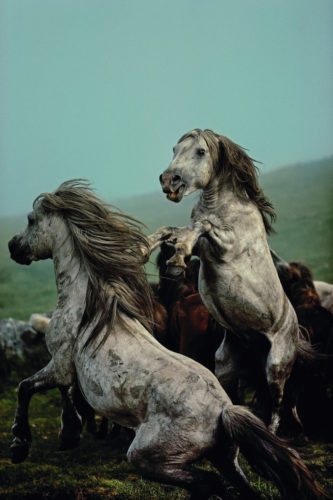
[8,180,324,499]
[152,128,308,433]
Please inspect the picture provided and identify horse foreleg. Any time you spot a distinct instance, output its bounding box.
[58,386,84,450]
[146,226,176,253]
[165,221,211,273]
[11,360,70,463]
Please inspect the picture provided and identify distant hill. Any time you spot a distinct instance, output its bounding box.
[262,157,333,279]
[0,157,332,320]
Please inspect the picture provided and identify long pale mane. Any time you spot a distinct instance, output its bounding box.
[178,129,276,234]
[35,180,154,349]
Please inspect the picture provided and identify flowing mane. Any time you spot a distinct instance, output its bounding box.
[34,180,154,348]
[178,129,276,233]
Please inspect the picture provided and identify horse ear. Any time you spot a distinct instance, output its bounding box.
[270,248,292,284]
[217,134,229,166]
[270,248,290,270]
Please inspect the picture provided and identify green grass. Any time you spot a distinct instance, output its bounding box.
[0,385,186,500]
[0,384,332,499]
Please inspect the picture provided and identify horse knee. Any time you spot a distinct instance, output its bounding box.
[266,358,288,396]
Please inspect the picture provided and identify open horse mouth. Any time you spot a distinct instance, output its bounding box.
[166,184,185,203]
[160,172,185,203]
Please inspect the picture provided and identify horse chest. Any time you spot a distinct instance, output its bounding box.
[46,308,80,355]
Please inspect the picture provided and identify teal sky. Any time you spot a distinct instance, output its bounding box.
[1,0,332,216]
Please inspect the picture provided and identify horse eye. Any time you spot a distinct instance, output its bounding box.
[197,148,205,157]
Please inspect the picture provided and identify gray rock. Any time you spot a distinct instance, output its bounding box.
[0,317,50,389]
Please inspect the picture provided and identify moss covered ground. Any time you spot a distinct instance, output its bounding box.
[0,382,332,499]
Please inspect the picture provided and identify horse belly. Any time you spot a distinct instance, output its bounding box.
[75,323,229,431]
[199,262,284,334]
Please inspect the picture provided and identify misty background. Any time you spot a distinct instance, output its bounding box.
[1,0,333,218]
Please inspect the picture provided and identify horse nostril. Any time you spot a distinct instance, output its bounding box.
[172,175,181,184]
[159,174,164,184]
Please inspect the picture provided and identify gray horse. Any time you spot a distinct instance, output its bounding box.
[8,180,325,499]
[151,129,308,433]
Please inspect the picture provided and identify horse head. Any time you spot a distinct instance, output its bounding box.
[160,128,275,233]
[8,205,60,265]
[159,129,215,202]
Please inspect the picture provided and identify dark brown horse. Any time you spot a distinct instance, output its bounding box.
[274,260,333,347]
[271,254,333,438]
[154,243,224,372]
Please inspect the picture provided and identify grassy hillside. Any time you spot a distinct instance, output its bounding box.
[0,157,332,320]
[263,158,333,280]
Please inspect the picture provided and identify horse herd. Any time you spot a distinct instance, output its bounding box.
[8,129,333,499]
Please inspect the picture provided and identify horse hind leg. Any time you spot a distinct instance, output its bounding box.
[127,423,226,500]
[128,456,226,500]
[215,331,245,404]
[265,329,297,434]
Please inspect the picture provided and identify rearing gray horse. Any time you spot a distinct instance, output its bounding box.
[8,180,325,499]
[150,129,305,433]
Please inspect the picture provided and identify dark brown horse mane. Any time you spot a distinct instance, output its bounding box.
[35,179,154,350]
[287,262,319,308]
[280,261,333,350]
[155,245,224,369]
[178,129,276,234]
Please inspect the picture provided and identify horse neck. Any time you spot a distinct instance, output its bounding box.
[199,180,241,214]
[52,231,88,307]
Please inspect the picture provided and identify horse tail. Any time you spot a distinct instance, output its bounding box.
[220,404,329,499]
[296,333,317,361]
[296,328,330,365]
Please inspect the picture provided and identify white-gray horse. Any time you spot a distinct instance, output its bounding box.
[8,180,324,500]
[151,129,309,434]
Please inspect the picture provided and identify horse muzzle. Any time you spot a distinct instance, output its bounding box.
[159,172,185,203]
[8,236,32,265]
[165,264,185,278]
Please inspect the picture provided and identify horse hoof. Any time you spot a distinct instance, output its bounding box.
[11,439,30,463]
